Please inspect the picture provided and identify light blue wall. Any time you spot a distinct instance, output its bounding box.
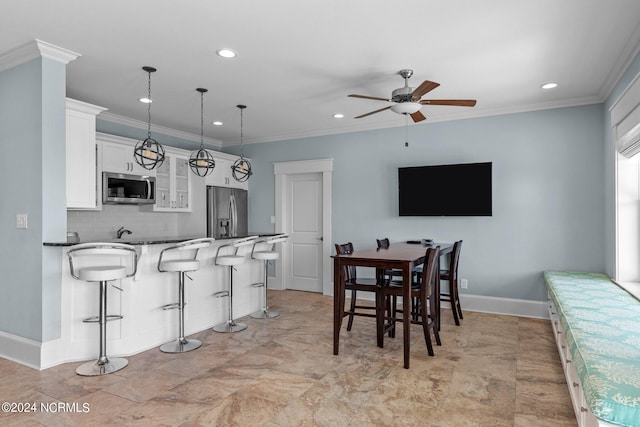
[603,51,640,278]
[228,104,606,301]
[0,57,66,342]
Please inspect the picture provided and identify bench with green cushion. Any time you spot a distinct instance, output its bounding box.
[544,271,640,427]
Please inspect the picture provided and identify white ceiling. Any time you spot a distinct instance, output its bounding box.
[2,0,640,147]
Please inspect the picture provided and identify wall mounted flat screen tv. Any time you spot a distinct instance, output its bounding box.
[398,162,492,216]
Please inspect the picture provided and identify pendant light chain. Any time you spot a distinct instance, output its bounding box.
[147,71,152,139]
[200,89,204,148]
[240,106,244,157]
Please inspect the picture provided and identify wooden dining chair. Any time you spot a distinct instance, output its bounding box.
[335,242,388,331]
[380,246,441,356]
[440,240,463,325]
[376,237,421,326]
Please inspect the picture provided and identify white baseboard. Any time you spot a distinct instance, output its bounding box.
[0,331,43,370]
[341,291,549,320]
[459,294,549,319]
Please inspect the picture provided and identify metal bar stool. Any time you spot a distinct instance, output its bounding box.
[213,236,258,333]
[250,234,289,319]
[67,242,138,376]
[157,237,215,353]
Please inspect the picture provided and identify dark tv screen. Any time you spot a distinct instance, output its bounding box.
[398,162,492,216]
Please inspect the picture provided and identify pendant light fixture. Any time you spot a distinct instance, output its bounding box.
[134,66,165,170]
[231,104,252,182]
[189,88,216,177]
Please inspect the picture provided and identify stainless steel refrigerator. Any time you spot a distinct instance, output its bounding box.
[206,186,248,239]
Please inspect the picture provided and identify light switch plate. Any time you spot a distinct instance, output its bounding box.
[16,213,28,229]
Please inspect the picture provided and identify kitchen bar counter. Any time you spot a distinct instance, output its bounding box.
[43,236,277,368]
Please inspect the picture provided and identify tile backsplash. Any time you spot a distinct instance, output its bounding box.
[67,204,179,241]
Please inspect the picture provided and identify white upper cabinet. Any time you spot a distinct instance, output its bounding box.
[153,148,191,212]
[205,154,249,190]
[101,137,154,176]
[66,98,107,209]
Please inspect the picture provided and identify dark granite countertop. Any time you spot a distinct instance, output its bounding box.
[43,233,277,247]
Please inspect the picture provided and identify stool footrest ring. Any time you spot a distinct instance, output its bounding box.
[82,314,123,323]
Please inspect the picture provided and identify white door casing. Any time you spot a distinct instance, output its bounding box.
[273,159,333,295]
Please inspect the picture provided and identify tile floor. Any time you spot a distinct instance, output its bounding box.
[0,290,577,426]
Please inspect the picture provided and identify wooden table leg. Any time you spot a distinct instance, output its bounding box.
[375,268,384,348]
[333,258,344,355]
[403,264,411,369]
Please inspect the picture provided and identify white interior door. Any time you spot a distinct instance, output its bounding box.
[286,173,323,292]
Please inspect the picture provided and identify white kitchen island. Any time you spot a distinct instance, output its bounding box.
[46,237,270,366]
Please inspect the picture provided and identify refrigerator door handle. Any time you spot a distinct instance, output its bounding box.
[230,194,237,236]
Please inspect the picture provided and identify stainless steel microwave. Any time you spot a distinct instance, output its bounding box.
[103,172,156,205]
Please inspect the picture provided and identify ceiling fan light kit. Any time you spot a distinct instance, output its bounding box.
[349,68,476,123]
[390,102,421,115]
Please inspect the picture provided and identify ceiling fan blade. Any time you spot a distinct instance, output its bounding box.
[410,111,427,123]
[420,99,477,107]
[348,94,390,102]
[354,106,392,119]
[411,80,440,99]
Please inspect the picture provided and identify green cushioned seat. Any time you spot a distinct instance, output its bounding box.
[544,271,640,427]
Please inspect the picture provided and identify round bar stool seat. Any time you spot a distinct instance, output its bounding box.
[250,234,288,319]
[157,238,214,353]
[67,243,138,376]
[213,236,258,333]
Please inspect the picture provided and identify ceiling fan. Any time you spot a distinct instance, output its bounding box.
[348,69,477,123]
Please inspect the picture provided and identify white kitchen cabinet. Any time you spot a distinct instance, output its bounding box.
[101,139,153,176]
[66,98,107,209]
[154,149,191,211]
[205,155,249,190]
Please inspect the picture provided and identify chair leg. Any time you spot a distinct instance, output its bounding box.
[346,289,357,331]
[430,294,442,346]
[420,294,434,357]
[454,279,464,320]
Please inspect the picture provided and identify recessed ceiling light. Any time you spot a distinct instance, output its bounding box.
[212,121,223,126]
[332,113,344,119]
[139,97,152,103]
[216,48,237,59]
[541,82,558,90]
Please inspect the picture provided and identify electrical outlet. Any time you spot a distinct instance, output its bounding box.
[270,215,276,224]
[460,279,468,289]
[16,213,28,229]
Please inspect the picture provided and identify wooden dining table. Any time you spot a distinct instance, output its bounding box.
[332,242,454,369]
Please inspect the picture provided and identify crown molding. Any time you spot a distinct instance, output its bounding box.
[66,98,108,116]
[0,39,80,73]
[99,111,223,149]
